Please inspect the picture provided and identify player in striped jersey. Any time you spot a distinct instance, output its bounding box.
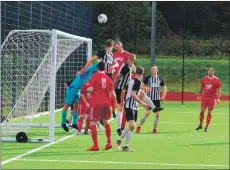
[115,67,149,152]
[81,39,118,78]
[114,53,136,136]
[136,65,167,134]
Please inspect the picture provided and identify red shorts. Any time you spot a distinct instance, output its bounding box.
[78,104,90,115]
[89,105,111,121]
[201,97,216,110]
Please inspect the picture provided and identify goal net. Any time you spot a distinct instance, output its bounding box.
[1,29,92,143]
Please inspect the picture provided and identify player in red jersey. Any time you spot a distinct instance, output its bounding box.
[77,82,91,135]
[113,42,131,78]
[196,67,221,132]
[86,61,117,151]
[113,42,136,128]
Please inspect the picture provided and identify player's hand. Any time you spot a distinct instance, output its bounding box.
[216,99,220,104]
[80,68,86,74]
[86,102,90,108]
[197,95,201,101]
[140,102,149,109]
[113,102,118,108]
[146,87,152,93]
[160,97,165,101]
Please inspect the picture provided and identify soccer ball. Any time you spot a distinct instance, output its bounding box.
[97,14,107,23]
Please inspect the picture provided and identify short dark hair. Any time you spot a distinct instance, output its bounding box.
[136,66,144,75]
[98,61,105,71]
[105,39,114,47]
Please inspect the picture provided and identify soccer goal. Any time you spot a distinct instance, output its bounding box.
[1,29,92,143]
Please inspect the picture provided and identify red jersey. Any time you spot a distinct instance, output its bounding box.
[89,72,114,107]
[201,76,221,98]
[113,51,130,77]
[79,82,91,106]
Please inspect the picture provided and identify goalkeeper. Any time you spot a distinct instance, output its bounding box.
[61,63,98,132]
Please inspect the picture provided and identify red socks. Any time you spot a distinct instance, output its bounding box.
[90,125,98,147]
[206,114,212,129]
[199,111,204,126]
[78,117,84,132]
[105,124,112,144]
[85,117,90,132]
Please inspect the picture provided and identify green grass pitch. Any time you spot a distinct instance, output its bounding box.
[2,101,229,169]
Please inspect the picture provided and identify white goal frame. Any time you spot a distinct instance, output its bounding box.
[1,29,92,143]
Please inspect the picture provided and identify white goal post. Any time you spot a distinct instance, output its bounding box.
[1,29,92,143]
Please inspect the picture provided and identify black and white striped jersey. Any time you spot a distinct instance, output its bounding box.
[97,49,114,73]
[143,75,165,101]
[124,78,141,111]
[116,61,132,90]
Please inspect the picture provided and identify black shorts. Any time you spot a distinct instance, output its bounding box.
[70,104,73,110]
[147,100,161,110]
[125,108,138,122]
[115,88,122,104]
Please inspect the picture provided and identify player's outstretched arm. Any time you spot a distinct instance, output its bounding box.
[81,56,99,73]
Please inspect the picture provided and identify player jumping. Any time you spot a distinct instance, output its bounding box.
[61,63,98,132]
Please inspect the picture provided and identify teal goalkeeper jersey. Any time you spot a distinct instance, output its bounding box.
[69,63,98,90]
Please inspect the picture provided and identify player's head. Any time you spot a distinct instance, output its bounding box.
[114,42,123,52]
[105,39,114,52]
[135,66,144,79]
[208,67,215,77]
[128,53,136,64]
[151,65,158,76]
[98,61,105,72]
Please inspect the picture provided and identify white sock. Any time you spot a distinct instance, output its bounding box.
[116,111,122,129]
[154,117,159,129]
[125,131,133,146]
[119,127,130,141]
[142,94,156,110]
[139,115,148,126]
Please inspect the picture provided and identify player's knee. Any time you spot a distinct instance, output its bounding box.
[102,119,108,126]
[155,113,160,118]
[201,108,206,113]
[208,110,213,115]
[146,110,151,116]
[128,121,135,130]
[63,104,69,110]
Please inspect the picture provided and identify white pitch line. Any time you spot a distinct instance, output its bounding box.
[176,112,229,115]
[17,159,229,168]
[1,133,76,165]
[145,121,230,126]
